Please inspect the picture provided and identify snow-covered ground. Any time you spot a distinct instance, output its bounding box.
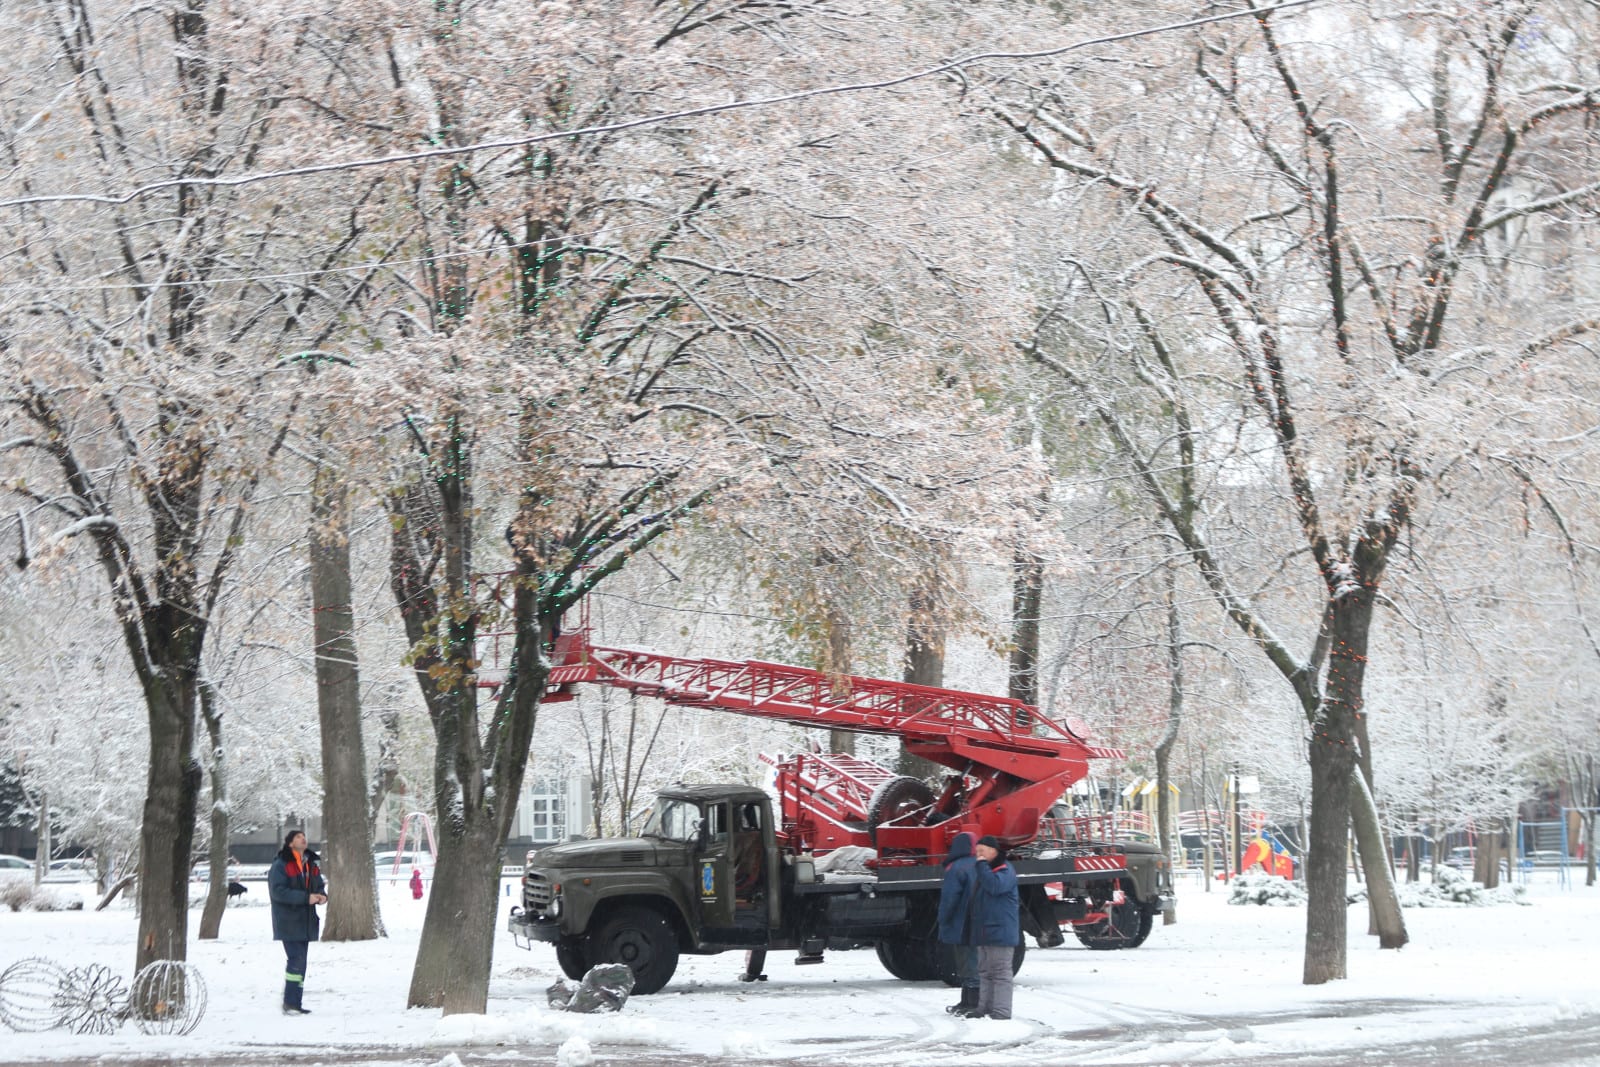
[2,869,1598,1065]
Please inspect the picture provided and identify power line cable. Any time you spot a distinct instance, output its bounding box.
[0,0,1322,210]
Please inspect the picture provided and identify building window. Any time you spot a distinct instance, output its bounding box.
[525,780,565,843]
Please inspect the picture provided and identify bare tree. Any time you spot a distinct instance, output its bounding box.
[0,0,365,978]
[992,0,1600,981]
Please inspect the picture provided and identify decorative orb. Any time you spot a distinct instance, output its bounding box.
[0,958,71,1033]
[129,960,207,1036]
[57,964,128,1035]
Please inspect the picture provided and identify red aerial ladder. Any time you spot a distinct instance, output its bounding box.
[537,626,1125,863]
[503,612,1173,992]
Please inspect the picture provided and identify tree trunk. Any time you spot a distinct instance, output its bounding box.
[1302,595,1368,985]
[1349,707,1403,945]
[1349,771,1406,948]
[312,459,384,941]
[33,789,48,887]
[826,602,856,756]
[406,817,501,1012]
[198,682,229,940]
[1155,563,1181,924]
[135,671,202,975]
[897,568,945,780]
[1009,546,1043,708]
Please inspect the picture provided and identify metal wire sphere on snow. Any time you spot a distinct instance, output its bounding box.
[56,964,129,1035]
[0,958,71,1032]
[128,960,207,1036]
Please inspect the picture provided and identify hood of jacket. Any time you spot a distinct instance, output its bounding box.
[943,831,975,868]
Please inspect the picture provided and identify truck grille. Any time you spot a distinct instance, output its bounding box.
[524,873,554,908]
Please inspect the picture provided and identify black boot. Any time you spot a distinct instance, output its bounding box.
[946,985,979,1016]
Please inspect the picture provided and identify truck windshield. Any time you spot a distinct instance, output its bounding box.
[642,799,701,842]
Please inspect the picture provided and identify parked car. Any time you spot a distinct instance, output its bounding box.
[0,854,33,880]
[1445,846,1475,869]
[44,858,96,883]
[374,850,435,875]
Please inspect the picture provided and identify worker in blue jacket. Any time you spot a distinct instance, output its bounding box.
[936,830,981,1016]
[972,834,1020,1020]
[268,829,327,1015]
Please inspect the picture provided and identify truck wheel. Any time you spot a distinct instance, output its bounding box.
[866,777,936,846]
[1074,898,1154,950]
[875,936,940,981]
[593,906,680,994]
[555,938,590,981]
[933,941,1027,986]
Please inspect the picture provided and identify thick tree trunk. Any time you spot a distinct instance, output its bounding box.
[1303,595,1367,985]
[406,819,501,1012]
[312,461,384,941]
[198,683,229,940]
[1009,547,1043,708]
[135,671,202,975]
[897,569,945,780]
[826,602,855,756]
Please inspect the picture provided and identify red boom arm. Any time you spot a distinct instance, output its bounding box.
[539,629,1122,855]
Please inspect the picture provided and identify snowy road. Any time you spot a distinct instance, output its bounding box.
[5,873,1599,1066]
[29,1010,1600,1067]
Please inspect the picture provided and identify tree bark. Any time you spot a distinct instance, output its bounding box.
[312,458,384,941]
[897,567,946,780]
[1155,562,1181,924]
[198,681,229,940]
[406,811,502,1012]
[135,666,202,974]
[1302,594,1365,984]
[1009,546,1043,708]
[1349,772,1405,947]
[826,601,856,756]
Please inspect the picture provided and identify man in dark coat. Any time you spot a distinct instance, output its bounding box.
[268,829,326,1015]
[936,830,980,1017]
[972,835,1020,1020]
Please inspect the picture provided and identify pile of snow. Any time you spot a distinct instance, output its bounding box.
[1397,866,1530,908]
[425,1006,662,1049]
[721,1029,768,1057]
[1227,873,1307,906]
[0,882,84,913]
[555,1035,593,1067]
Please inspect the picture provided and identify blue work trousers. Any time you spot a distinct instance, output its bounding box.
[282,940,308,1009]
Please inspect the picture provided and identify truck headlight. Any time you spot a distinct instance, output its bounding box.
[548,894,562,918]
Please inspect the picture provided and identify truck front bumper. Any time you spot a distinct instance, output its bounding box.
[507,906,562,949]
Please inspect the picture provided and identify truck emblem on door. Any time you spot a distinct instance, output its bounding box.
[700,860,716,899]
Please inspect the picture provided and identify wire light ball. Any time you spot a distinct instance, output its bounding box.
[0,958,71,1033]
[57,964,129,1035]
[128,960,207,1036]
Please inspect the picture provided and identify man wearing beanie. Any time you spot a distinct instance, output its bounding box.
[972,835,1020,1020]
[936,830,981,1016]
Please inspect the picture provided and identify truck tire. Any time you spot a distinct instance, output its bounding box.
[592,906,680,994]
[1074,898,1153,950]
[866,777,936,846]
[875,936,940,981]
[555,938,590,981]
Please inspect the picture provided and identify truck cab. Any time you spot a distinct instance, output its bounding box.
[509,784,779,993]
